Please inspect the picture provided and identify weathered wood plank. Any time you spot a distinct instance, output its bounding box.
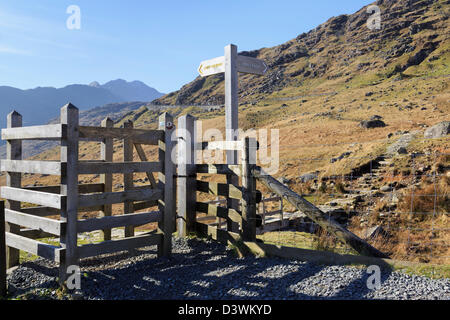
[1,187,65,209]
[78,233,162,259]
[1,124,65,140]
[5,232,61,262]
[5,111,22,268]
[4,209,62,235]
[78,161,161,174]
[241,137,257,241]
[1,160,64,175]
[252,166,388,258]
[260,210,282,217]
[77,211,161,233]
[261,196,282,203]
[196,202,242,224]
[177,114,197,237]
[196,180,242,200]
[133,200,159,211]
[78,205,103,212]
[134,143,158,188]
[59,103,80,282]
[78,189,162,207]
[79,126,163,145]
[24,183,105,194]
[158,113,175,257]
[0,201,6,297]
[195,164,241,176]
[225,44,240,234]
[100,117,113,241]
[123,120,135,238]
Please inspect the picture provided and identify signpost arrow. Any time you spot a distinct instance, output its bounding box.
[198,56,225,77]
[196,44,268,232]
[198,53,267,77]
[237,55,268,76]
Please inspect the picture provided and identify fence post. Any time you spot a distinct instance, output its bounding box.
[241,137,257,241]
[59,103,79,284]
[5,111,22,269]
[177,114,196,237]
[0,201,6,297]
[158,113,175,256]
[101,117,113,241]
[123,120,135,238]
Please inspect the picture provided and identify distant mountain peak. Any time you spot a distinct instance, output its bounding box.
[89,81,101,87]
[101,79,163,102]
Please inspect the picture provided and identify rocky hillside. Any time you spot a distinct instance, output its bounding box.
[154,0,449,106]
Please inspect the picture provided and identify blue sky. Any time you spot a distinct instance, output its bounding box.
[0,0,372,93]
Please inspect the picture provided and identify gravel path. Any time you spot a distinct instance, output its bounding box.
[6,237,450,300]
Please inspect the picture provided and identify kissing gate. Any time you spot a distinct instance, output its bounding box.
[0,104,175,286]
[0,104,386,292]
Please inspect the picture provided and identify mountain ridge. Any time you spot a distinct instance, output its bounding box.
[154,0,449,106]
[0,79,164,128]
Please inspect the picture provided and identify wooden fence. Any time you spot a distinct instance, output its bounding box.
[177,114,260,243]
[0,104,175,287]
[1,109,390,296]
[176,114,388,258]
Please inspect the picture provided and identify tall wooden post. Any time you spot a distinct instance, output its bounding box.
[177,114,196,237]
[59,103,79,283]
[241,137,257,241]
[225,44,240,233]
[123,120,135,238]
[5,111,22,269]
[101,117,113,241]
[0,201,6,297]
[158,113,175,256]
[261,196,266,228]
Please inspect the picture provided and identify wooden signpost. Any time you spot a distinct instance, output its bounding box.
[198,44,267,231]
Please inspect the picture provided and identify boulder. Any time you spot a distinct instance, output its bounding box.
[364,225,389,239]
[359,119,386,129]
[299,173,318,183]
[424,121,450,139]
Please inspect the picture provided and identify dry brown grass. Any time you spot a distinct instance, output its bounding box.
[398,176,449,216]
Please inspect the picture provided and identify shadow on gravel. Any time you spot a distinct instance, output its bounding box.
[330,260,393,299]
[7,238,394,300]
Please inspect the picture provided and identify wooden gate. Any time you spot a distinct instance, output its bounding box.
[176,115,260,244]
[0,104,175,284]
